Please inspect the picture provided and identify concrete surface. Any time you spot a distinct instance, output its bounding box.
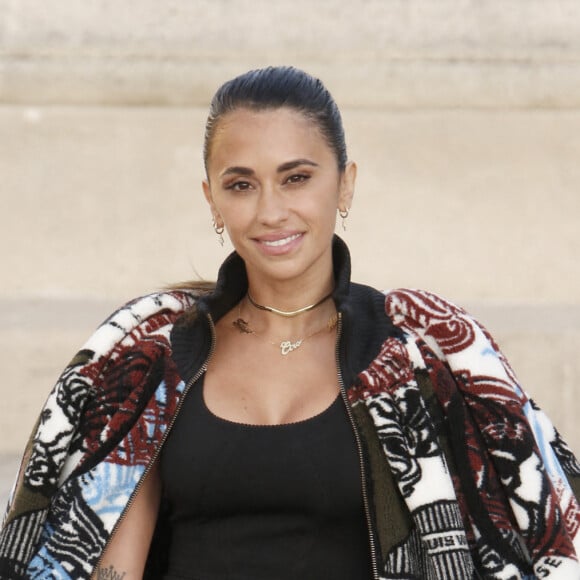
[0,456,19,517]
[1,106,579,302]
[2,0,580,107]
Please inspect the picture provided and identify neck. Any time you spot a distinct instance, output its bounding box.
[247,289,332,317]
[238,243,337,333]
[239,273,335,336]
[247,277,333,313]
[245,260,335,310]
[236,293,337,339]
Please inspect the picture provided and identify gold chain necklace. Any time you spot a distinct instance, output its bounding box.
[246,290,333,318]
[232,302,337,356]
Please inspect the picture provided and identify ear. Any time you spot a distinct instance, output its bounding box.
[202,179,223,227]
[338,161,357,213]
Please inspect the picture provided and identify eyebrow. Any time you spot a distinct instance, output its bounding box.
[219,158,319,178]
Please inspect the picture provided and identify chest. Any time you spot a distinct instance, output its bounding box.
[203,328,340,425]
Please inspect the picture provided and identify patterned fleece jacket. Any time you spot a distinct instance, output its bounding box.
[1,237,579,579]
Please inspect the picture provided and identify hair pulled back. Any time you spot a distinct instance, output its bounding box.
[204,66,347,172]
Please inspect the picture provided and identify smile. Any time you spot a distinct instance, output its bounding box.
[261,233,302,247]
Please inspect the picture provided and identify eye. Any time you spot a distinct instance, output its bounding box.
[225,180,252,192]
[285,173,310,185]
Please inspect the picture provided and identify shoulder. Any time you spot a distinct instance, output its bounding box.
[53,290,203,480]
[381,287,487,331]
[382,288,471,326]
[52,288,201,434]
[350,284,468,322]
[79,289,200,364]
[380,287,503,362]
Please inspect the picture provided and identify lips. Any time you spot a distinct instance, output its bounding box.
[254,232,304,255]
[261,233,301,247]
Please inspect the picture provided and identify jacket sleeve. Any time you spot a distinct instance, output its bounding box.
[0,291,195,580]
[383,288,580,577]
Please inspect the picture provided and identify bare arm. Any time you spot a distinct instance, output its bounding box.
[92,462,161,580]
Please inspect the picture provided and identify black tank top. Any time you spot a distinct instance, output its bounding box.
[160,377,372,579]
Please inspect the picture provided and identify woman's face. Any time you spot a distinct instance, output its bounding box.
[203,107,356,286]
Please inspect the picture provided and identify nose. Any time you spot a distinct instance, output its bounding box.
[255,185,289,226]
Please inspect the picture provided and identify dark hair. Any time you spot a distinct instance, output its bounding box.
[203,66,347,172]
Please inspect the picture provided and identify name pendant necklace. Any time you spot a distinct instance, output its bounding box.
[232,292,337,355]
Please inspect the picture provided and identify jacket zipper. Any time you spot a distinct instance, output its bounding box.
[92,313,217,577]
[335,312,380,580]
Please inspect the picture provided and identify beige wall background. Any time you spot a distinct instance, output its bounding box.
[1,1,579,469]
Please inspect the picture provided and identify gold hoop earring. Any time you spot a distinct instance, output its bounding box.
[212,218,225,246]
[338,208,349,231]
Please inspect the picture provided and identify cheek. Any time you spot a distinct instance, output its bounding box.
[303,201,340,233]
[216,200,253,230]
[310,185,341,218]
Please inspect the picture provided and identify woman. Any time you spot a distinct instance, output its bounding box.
[1,66,579,579]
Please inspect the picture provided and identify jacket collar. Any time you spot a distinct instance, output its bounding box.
[196,234,352,317]
[170,235,402,388]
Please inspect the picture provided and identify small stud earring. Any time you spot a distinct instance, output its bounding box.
[338,208,349,231]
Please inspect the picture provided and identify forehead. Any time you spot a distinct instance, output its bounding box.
[207,107,333,170]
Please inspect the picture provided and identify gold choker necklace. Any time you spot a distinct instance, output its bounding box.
[233,306,338,356]
[246,290,333,318]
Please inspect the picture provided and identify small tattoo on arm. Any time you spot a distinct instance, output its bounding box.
[96,565,126,580]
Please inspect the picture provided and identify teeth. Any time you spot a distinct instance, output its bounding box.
[262,234,300,247]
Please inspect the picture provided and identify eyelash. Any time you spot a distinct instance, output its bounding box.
[286,173,310,184]
[224,173,310,192]
[225,181,252,192]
